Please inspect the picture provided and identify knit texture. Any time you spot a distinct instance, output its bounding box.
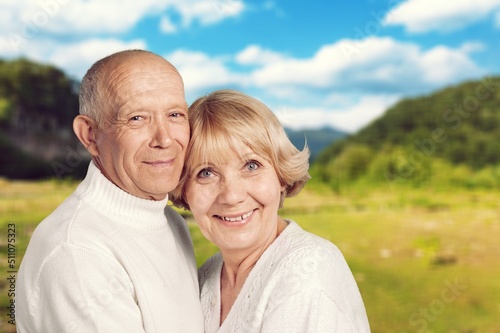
[16,162,204,333]
[199,220,371,333]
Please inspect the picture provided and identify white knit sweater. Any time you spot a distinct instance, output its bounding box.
[198,220,370,333]
[16,162,204,333]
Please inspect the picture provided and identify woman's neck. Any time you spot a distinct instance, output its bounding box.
[218,217,288,325]
[221,217,287,284]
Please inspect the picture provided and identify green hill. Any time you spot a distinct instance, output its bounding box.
[0,58,87,179]
[0,58,79,128]
[312,76,500,189]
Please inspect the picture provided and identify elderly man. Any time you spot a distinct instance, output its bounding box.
[16,50,204,332]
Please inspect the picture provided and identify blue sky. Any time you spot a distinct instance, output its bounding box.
[1,0,499,132]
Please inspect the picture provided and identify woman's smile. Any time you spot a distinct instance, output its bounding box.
[214,209,255,223]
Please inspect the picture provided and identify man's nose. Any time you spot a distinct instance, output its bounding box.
[149,121,173,148]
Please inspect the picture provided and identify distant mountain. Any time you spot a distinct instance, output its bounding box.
[285,127,346,161]
[313,75,500,187]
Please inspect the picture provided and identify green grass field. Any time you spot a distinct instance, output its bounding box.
[1,179,499,332]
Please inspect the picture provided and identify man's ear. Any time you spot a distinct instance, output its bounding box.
[73,115,99,157]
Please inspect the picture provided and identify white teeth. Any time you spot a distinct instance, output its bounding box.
[220,210,253,222]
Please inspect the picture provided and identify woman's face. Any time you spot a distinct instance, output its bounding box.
[185,146,285,255]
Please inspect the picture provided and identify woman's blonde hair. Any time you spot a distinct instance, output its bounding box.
[170,89,310,210]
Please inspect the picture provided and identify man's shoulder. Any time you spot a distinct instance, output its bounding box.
[28,194,80,247]
[164,205,185,223]
[21,192,118,276]
[164,205,187,233]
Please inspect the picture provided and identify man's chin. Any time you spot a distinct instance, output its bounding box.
[146,184,179,201]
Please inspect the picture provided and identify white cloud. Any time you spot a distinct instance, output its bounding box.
[459,42,486,54]
[4,37,147,79]
[384,0,500,33]
[165,50,245,99]
[418,46,478,85]
[1,0,152,35]
[163,37,483,131]
[175,0,244,27]
[274,95,400,133]
[247,37,483,94]
[236,45,286,65]
[248,42,345,88]
[0,35,23,58]
[48,39,148,79]
[0,0,245,38]
[160,16,178,34]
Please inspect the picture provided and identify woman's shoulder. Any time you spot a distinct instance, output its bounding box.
[278,221,345,261]
[269,221,355,284]
[267,221,363,308]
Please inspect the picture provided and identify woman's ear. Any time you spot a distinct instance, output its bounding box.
[73,115,99,157]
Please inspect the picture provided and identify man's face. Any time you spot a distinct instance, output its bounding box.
[93,56,189,200]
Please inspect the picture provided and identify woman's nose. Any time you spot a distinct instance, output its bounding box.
[217,176,247,205]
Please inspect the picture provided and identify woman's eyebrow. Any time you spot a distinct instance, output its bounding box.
[191,162,216,170]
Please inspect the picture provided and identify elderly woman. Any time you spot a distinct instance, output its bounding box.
[171,90,370,332]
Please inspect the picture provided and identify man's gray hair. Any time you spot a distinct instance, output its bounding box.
[78,49,156,128]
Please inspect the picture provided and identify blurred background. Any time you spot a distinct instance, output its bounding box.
[1,0,500,332]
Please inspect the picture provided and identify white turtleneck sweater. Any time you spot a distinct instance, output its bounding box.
[16,162,204,333]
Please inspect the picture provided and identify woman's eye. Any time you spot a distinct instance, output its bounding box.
[130,116,142,122]
[197,168,213,178]
[246,161,260,171]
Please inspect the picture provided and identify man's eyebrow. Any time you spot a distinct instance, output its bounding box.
[119,104,187,115]
[116,108,147,119]
[168,101,188,108]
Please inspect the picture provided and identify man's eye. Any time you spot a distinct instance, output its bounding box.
[170,112,187,121]
[130,116,142,121]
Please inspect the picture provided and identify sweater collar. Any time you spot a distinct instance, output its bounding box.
[74,161,170,229]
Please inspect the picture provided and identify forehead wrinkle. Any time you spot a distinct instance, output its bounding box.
[105,54,181,92]
[104,72,184,122]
